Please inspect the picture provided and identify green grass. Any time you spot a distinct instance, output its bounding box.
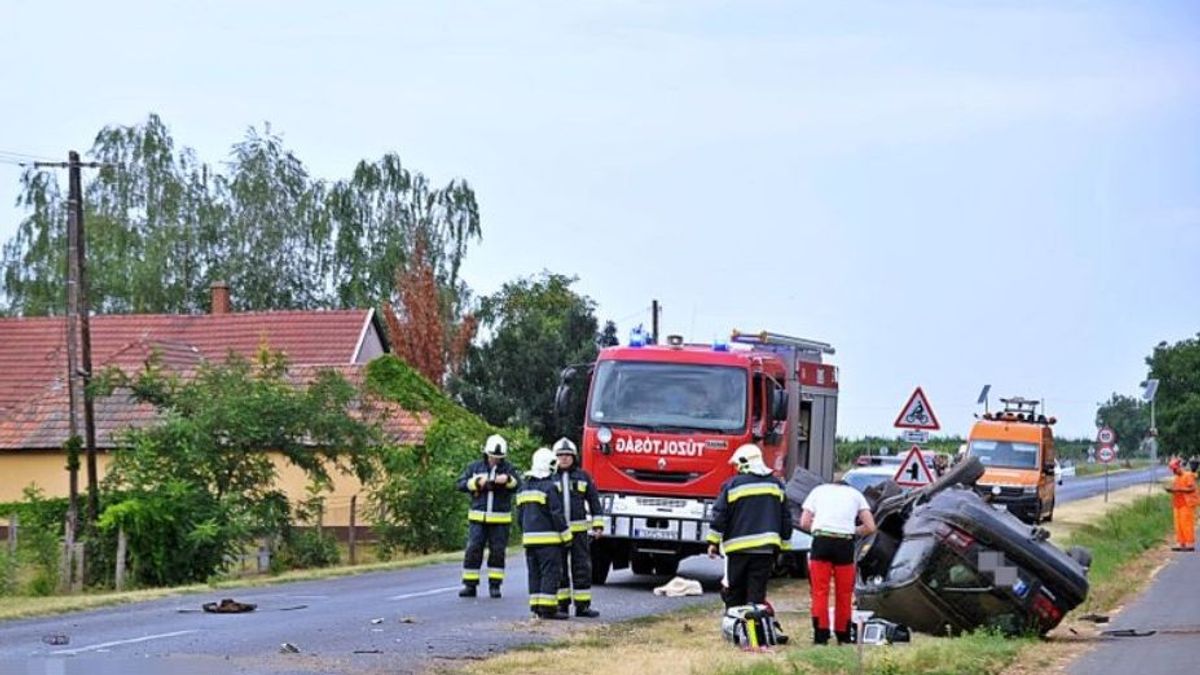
[1060,494,1171,611]
[1073,459,1151,477]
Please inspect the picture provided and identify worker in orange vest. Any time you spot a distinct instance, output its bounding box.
[1165,457,1198,552]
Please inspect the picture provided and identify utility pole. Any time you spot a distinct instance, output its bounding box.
[35,152,104,534]
[650,299,660,345]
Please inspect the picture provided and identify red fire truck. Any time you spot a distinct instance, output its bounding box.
[555,330,839,583]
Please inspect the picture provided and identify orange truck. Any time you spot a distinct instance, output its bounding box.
[964,397,1058,524]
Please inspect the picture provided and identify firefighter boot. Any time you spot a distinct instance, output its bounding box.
[538,606,569,621]
[489,583,502,599]
[575,602,600,618]
[835,630,855,645]
[812,617,831,645]
[458,583,477,598]
[558,600,571,615]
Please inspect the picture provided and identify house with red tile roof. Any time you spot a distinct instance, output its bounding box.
[0,284,428,527]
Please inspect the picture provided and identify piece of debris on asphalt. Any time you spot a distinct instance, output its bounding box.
[370,618,384,624]
[1078,613,1110,624]
[41,635,69,646]
[353,649,383,654]
[203,598,257,613]
[279,642,301,654]
[399,617,418,624]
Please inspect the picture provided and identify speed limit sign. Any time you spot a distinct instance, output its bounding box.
[1098,446,1115,463]
[1097,427,1116,446]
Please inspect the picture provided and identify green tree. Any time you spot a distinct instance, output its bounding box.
[450,273,601,443]
[598,320,620,347]
[1146,334,1200,456]
[1095,393,1151,458]
[95,350,382,585]
[1,114,481,316]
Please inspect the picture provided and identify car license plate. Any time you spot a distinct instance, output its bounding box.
[633,528,677,540]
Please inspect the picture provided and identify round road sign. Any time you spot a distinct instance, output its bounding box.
[1097,427,1116,446]
[1098,446,1115,463]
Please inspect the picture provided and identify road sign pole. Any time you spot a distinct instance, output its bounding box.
[1104,462,1109,503]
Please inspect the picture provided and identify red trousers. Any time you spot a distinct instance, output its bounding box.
[809,559,855,631]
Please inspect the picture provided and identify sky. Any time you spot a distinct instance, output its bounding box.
[1,1,1197,440]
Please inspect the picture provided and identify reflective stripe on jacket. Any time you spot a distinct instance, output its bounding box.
[456,459,519,524]
[518,477,571,546]
[707,473,792,554]
[557,467,605,532]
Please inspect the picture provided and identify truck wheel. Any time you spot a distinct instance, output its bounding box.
[653,556,679,577]
[631,553,654,576]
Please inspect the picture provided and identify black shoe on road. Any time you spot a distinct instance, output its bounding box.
[458,585,477,598]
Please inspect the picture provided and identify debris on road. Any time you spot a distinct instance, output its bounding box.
[203,598,257,613]
[354,649,383,654]
[41,634,69,646]
[653,576,703,597]
[279,642,301,654]
[370,617,384,624]
[399,616,418,624]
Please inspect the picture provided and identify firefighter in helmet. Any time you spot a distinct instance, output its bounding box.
[456,434,519,598]
[518,448,571,619]
[553,437,604,618]
[707,444,792,608]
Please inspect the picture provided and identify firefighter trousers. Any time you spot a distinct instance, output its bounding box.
[557,532,593,607]
[526,545,563,612]
[462,522,509,586]
[725,553,773,608]
[1174,505,1196,548]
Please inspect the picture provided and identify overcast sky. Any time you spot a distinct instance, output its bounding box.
[1,1,1196,440]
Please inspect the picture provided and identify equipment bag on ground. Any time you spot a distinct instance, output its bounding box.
[721,604,788,648]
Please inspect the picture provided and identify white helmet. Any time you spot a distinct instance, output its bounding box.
[527,447,558,479]
[729,443,770,475]
[552,437,577,456]
[483,434,508,458]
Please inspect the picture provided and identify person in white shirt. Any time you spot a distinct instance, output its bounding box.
[800,481,876,645]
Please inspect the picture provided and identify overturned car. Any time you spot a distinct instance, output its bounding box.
[788,457,1090,636]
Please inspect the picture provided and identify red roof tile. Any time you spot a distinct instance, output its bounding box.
[0,310,376,421]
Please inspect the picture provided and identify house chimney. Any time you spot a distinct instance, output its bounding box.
[210,281,231,315]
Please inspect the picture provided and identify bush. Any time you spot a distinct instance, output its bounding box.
[366,356,537,555]
[276,529,340,570]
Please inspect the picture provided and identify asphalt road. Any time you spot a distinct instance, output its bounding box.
[1056,466,1161,504]
[0,552,726,675]
[0,467,1164,675]
[1069,547,1200,675]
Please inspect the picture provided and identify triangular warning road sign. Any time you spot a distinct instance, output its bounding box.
[893,387,941,430]
[893,445,936,488]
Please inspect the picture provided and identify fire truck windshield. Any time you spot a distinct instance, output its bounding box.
[587,361,747,433]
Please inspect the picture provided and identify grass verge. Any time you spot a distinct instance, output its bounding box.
[0,546,472,622]
[456,486,1174,675]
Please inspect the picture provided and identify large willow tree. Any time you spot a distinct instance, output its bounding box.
[1,114,481,316]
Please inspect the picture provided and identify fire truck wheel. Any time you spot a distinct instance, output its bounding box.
[591,549,612,585]
[631,553,655,576]
[653,556,679,577]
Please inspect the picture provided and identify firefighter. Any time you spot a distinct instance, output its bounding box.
[800,476,876,645]
[553,437,604,618]
[518,447,572,620]
[456,434,519,598]
[706,444,792,609]
[1165,457,1198,551]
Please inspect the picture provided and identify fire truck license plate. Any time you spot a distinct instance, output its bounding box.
[634,528,677,540]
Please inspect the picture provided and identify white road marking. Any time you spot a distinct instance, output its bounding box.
[50,629,200,656]
[388,585,461,601]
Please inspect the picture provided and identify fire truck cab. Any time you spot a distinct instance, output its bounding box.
[556,330,839,583]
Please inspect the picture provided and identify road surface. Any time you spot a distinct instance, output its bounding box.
[0,553,726,675]
[1056,466,1160,503]
[1068,547,1200,675]
[0,466,1164,674]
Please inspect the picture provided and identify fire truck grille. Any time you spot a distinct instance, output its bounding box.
[634,497,690,509]
[624,469,699,484]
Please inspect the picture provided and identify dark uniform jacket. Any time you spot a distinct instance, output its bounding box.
[555,466,605,533]
[516,476,570,547]
[456,459,520,524]
[707,472,792,554]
